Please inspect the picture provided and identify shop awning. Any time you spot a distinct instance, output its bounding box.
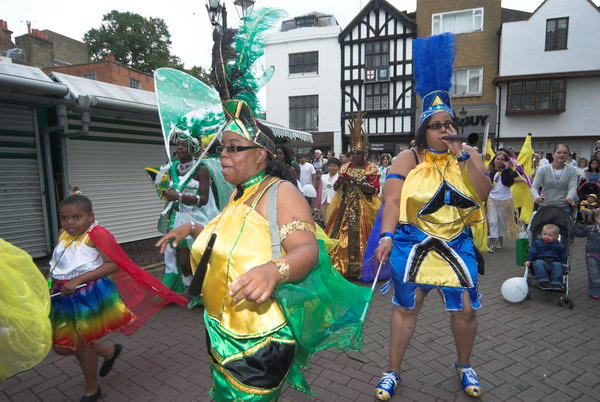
[257,119,313,143]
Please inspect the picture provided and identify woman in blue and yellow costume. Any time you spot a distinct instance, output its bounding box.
[156,8,371,401]
[368,33,491,400]
[326,113,381,278]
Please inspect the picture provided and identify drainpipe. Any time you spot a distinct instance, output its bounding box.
[496,83,501,149]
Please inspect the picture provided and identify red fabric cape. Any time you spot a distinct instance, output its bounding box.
[89,225,187,336]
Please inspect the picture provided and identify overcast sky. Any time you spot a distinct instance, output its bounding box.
[4,0,596,69]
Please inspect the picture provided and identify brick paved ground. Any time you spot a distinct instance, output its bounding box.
[2,238,599,401]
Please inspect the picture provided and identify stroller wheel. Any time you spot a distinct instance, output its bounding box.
[526,287,531,300]
[568,297,575,310]
[558,296,565,307]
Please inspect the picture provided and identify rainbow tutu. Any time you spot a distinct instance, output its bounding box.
[50,276,135,350]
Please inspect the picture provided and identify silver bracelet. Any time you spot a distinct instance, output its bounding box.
[379,236,393,244]
[190,221,196,235]
[178,192,183,203]
[196,195,201,206]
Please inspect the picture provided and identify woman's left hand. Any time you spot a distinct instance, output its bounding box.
[563,197,574,205]
[229,262,281,304]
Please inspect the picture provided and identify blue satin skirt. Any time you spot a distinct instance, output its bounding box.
[389,224,481,311]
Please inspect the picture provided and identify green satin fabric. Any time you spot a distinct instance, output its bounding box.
[204,311,310,401]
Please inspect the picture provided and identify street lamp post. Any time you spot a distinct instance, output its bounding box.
[206,0,256,28]
[206,0,227,28]
[458,106,467,134]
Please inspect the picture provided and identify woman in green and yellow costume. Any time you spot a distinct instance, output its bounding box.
[157,100,370,401]
[156,9,371,400]
[326,113,381,278]
[369,33,491,400]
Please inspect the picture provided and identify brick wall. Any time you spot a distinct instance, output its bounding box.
[44,61,155,91]
[15,34,54,68]
[416,0,501,106]
[42,30,88,64]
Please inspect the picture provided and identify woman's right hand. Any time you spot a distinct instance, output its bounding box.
[375,240,392,263]
[156,223,196,253]
[534,196,545,204]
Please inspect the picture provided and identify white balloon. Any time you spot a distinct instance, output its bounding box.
[501,277,529,303]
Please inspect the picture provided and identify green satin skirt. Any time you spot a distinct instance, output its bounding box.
[204,311,310,401]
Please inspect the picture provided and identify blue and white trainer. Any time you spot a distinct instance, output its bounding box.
[375,370,400,400]
[455,364,483,397]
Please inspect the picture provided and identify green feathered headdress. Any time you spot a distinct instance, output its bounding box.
[210,8,286,153]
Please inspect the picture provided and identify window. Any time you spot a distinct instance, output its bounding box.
[129,78,140,89]
[451,67,482,97]
[545,17,569,51]
[289,52,318,74]
[432,8,483,35]
[82,73,96,80]
[365,83,389,111]
[507,78,566,113]
[289,95,318,131]
[365,41,389,68]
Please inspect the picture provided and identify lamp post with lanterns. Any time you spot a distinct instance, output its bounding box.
[205,0,256,29]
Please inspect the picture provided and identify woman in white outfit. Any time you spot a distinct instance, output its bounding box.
[486,150,518,252]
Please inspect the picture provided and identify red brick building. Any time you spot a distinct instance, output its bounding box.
[44,55,154,91]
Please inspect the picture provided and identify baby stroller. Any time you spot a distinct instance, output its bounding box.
[576,182,600,222]
[524,206,575,309]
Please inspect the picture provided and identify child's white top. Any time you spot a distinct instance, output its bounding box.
[49,222,103,280]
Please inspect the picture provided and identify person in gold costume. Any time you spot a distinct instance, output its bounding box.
[325,113,381,278]
[369,33,492,400]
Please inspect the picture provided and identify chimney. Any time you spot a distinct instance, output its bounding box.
[26,20,31,34]
[0,19,15,51]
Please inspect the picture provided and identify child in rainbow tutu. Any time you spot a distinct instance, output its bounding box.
[48,194,186,401]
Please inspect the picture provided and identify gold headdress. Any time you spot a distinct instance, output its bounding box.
[349,112,369,153]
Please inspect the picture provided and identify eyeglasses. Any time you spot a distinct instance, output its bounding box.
[217,144,261,153]
[426,121,456,130]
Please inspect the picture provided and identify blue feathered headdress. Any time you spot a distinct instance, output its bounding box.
[413,33,456,123]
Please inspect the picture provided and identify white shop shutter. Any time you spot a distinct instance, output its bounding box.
[68,139,167,243]
[0,103,50,257]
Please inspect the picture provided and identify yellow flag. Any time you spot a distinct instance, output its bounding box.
[511,134,535,224]
[484,138,495,168]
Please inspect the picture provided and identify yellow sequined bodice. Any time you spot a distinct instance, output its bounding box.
[399,151,483,241]
[190,178,286,338]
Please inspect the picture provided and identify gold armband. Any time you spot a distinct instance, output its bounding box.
[279,220,316,242]
[271,258,290,284]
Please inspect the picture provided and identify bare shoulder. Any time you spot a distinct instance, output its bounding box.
[389,149,420,174]
[276,180,303,200]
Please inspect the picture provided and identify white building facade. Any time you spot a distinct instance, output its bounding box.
[340,0,416,157]
[496,0,600,159]
[265,13,341,154]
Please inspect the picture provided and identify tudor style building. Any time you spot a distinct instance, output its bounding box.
[339,0,416,157]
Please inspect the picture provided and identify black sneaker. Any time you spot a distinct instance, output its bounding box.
[539,281,551,290]
[552,283,564,291]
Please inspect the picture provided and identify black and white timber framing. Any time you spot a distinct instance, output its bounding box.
[339,0,416,154]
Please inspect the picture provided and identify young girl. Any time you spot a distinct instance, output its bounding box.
[572,210,600,299]
[49,194,187,401]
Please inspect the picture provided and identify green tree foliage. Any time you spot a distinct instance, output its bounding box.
[84,10,212,84]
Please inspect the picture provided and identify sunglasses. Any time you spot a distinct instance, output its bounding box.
[426,121,456,130]
[217,144,261,153]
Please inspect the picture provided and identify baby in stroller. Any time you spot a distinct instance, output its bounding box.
[525,223,567,290]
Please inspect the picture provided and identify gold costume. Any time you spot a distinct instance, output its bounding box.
[326,161,381,277]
